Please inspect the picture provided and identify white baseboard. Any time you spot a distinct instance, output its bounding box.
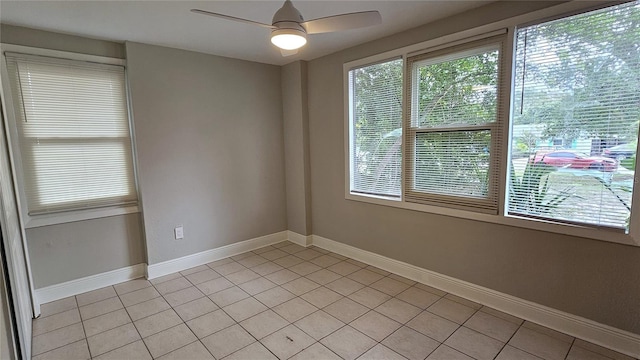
[147,231,289,279]
[35,263,146,305]
[287,231,312,247]
[312,235,640,359]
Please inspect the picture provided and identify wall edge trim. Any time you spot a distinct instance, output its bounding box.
[287,230,312,246]
[146,231,289,279]
[35,263,146,305]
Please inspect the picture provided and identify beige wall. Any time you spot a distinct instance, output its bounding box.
[25,214,145,288]
[1,24,124,58]
[306,1,640,334]
[126,42,287,264]
[282,61,312,235]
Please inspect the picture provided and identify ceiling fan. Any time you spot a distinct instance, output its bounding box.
[191,0,382,56]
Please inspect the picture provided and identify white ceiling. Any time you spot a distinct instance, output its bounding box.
[0,1,491,65]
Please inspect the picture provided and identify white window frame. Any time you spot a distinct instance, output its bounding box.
[404,41,505,214]
[344,1,640,247]
[0,44,141,228]
[347,56,404,199]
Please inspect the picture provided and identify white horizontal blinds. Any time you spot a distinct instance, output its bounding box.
[349,58,403,197]
[414,130,491,200]
[5,53,137,214]
[508,2,640,231]
[405,36,504,213]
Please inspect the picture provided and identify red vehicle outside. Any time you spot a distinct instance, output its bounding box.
[532,150,618,172]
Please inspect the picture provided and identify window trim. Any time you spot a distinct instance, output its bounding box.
[404,39,505,214]
[343,1,640,247]
[0,43,141,227]
[346,56,404,199]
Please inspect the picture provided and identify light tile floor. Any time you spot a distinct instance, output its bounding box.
[31,241,637,360]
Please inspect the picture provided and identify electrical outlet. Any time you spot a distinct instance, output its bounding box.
[174,225,184,240]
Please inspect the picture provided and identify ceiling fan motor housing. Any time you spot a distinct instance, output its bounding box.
[272,0,305,29]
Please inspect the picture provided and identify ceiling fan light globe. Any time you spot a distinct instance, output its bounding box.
[270,29,307,50]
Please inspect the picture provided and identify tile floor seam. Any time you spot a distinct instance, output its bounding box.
[156,338,206,360]
[221,297,299,360]
[113,279,153,296]
[260,294,364,358]
[75,286,117,306]
[316,343,344,360]
[140,321,194,358]
[88,330,140,359]
[373,301,453,360]
[118,300,150,360]
[312,313,382,357]
[453,324,507,360]
[132,309,184,339]
[563,337,577,360]
[82,306,133,334]
[289,308,346,342]
[489,315,529,360]
[30,324,79,358]
[417,308,471,357]
[438,306,484,359]
[209,290,250,308]
[186,308,238,337]
[152,281,204,313]
[218,301,270,332]
[229,322,283,359]
[286,342,319,359]
[31,310,83,338]
[512,321,582,360]
[121,301,172,323]
[76,294,119,309]
[504,322,549,360]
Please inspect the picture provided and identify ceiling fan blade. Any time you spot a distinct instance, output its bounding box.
[191,9,276,29]
[280,48,298,57]
[302,11,381,34]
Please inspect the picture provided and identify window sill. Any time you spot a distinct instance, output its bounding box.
[24,205,140,229]
[345,192,639,247]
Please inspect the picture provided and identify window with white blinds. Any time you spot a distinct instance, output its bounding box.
[348,58,403,198]
[405,37,504,214]
[4,53,138,214]
[507,2,640,231]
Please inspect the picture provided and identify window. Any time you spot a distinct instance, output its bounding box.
[344,1,640,244]
[348,58,403,198]
[405,37,504,213]
[507,1,640,231]
[4,52,137,215]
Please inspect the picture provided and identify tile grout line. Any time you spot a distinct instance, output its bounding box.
[564,337,577,360]
[224,307,284,360]
[425,301,481,359]
[500,321,546,360]
[31,297,87,358]
[488,312,527,360]
[86,292,143,360]
[370,292,450,360]
[121,292,151,360]
[31,308,83,338]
